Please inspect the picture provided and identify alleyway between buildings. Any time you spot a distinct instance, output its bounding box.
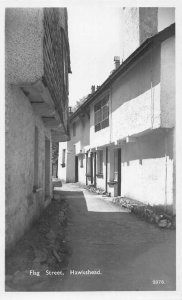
[6,183,175,291]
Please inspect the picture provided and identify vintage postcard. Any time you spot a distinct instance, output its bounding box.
[1,0,182,299]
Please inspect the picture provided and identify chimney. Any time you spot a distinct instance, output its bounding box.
[114,56,120,69]
[68,106,73,117]
[91,85,95,94]
[122,8,158,60]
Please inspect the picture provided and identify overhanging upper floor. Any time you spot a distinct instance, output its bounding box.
[5,8,71,142]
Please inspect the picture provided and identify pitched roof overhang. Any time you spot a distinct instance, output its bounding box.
[70,23,175,122]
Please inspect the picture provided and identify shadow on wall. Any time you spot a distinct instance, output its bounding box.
[111,46,161,114]
[122,128,173,165]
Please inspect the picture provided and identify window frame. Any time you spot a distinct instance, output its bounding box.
[94,95,109,132]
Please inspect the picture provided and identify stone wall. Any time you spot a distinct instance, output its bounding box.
[122,7,158,60]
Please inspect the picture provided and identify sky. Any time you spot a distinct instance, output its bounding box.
[67,7,175,107]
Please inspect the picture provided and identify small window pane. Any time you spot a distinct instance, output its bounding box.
[95,109,101,125]
[95,123,101,132]
[101,118,109,129]
[102,105,109,120]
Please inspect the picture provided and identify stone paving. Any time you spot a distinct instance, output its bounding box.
[56,183,176,291]
[5,183,176,291]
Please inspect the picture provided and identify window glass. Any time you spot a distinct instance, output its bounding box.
[94,95,109,132]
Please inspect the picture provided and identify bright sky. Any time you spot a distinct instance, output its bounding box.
[68,7,175,107]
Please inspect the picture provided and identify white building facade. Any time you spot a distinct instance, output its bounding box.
[58,8,175,214]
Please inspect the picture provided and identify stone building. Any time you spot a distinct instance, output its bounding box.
[5,8,71,250]
[58,8,175,214]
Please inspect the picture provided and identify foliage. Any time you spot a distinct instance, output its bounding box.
[72,95,89,112]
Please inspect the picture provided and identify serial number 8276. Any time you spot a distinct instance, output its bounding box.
[152,280,166,285]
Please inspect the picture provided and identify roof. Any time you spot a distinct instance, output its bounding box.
[70,23,175,122]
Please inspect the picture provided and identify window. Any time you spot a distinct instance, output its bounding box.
[97,150,103,174]
[73,122,76,137]
[94,96,109,132]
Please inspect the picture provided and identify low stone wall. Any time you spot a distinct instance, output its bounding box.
[79,183,176,230]
[112,196,176,229]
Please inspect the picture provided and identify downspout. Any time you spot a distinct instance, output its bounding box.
[173,127,176,214]
[105,147,108,193]
[110,85,113,144]
[164,133,168,212]
[94,152,97,188]
[150,44,155,129]
[86,152,88,186]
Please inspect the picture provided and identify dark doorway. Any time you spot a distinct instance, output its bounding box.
[118,148,121,196]
[75,156,78,182]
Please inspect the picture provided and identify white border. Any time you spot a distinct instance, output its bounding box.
[1,1,181,300]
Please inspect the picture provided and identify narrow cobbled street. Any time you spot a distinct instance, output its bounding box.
[6,183,175,291]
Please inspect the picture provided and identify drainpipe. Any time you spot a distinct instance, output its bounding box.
[173,128,176,214]
[150,45,155,129]
[86,152,88,186]
[110,85,113,144]
[94,152,97,188]
[164,131,168,212]
[105,147,108,193]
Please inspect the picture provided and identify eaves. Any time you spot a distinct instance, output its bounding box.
[70,23,175,122]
